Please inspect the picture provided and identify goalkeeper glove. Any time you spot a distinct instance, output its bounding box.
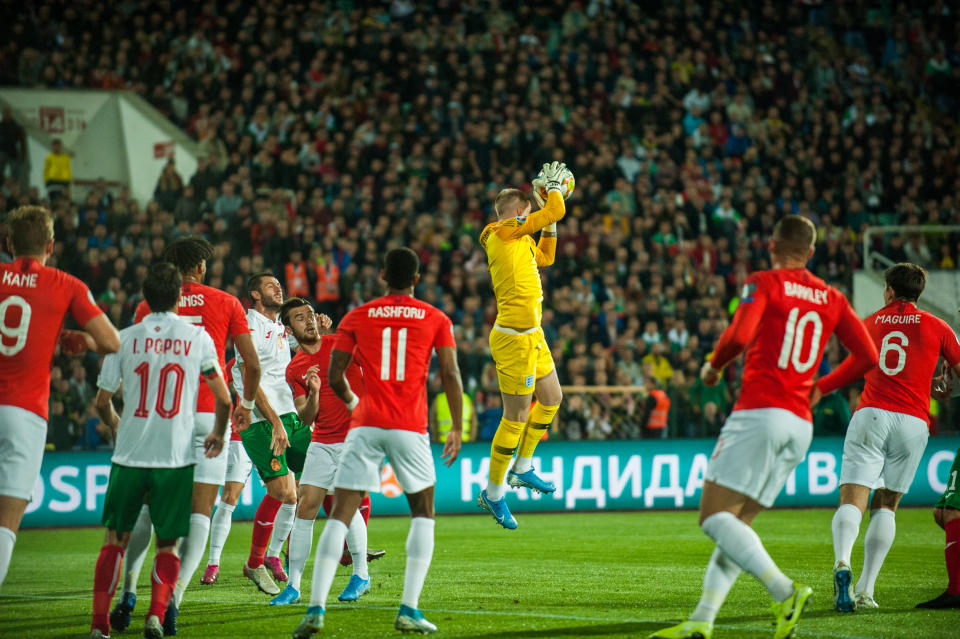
[540,161,567,193]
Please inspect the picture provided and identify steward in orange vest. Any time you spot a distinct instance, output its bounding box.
[285,252,310,297]
[642,383,671,439]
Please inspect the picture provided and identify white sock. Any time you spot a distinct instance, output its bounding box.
[308,519,348,608]
[513,456,533,474]
[122,505,153,595]
[485,481,506,501]
[0,526,16,588]
[288,517,315,591]
[689,547,742,623]
[173,513,210,606]
[267,503,297,558]
[401,517,435,609]
[701,511,794,602]
[345,509,369,580]
[831,504,863,566]
[856,508,896,598]
[207,501,235,566]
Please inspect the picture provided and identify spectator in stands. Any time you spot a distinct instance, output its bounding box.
[0,108,27,191]
[7,0,960,442]
[43,139,71,202]
[153,160,184,212]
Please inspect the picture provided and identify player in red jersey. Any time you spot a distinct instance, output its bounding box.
[0,205,120,589]
[830,263,960,612]
[652,216,879,639]
[111,238,261,635]
[293,248,463,637]
[270,297,376,605]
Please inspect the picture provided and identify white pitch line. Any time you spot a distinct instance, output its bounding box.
[0,593,890,639]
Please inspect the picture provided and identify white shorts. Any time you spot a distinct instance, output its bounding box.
[192,412,228,485]
[224,438,253,485]
[335,427,435,495]
[0,405,47,501]
[706,408,813,508]
[300,442,343,491]
[840,407,929,494]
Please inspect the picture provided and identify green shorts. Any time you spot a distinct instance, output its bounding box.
[935,448,960,510]
[101,464,194,540]
[240,412,310,481]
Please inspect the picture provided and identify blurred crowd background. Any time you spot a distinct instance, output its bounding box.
[2,0,959,450]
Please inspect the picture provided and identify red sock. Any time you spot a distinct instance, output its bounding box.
[359,495,371,526]
[148,552,180,620]
[946,518,960,594]
[92,544,124,634]
[322,494,334,518]
[248,495,282,568]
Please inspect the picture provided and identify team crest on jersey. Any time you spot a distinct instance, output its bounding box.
[525,375,534,388]
[740,283,756,303]
[270,458,281,471]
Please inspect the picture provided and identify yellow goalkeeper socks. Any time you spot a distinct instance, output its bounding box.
[487,418,525,499]
[513,403,559,473]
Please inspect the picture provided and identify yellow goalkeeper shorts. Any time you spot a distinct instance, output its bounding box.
[489,325,555,396]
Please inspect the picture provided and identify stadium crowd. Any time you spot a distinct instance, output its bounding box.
[2,0,960,448]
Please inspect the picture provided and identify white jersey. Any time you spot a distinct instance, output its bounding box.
[98,312,220,468]
[232,308,296,420]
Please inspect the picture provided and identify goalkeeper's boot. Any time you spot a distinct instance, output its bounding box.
[144,615,163,639]
[648,620,713,639]
[109,591,136,633]
[338,574,371,602]
[833,561,856,612]
[270,584,301,606]
[162,600,177,636]
[292,606,324,638]
[507,468,557,494]
[477,490,517,530]
[772,583,813,639]
[395,605,437,634]
[854,592,878,609]
[916,590,960,609]
[264,556,288,582]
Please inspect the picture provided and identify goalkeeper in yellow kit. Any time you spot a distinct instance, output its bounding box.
[477,161,567,529]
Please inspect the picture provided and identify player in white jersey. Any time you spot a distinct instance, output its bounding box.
[89,262,231,639]
[232,272,311,595]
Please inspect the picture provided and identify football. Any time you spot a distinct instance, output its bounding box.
[535,166,575,201]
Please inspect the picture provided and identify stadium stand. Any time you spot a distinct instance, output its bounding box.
[1,0,958,447]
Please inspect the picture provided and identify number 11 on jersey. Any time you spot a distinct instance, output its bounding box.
[381,327,408,381]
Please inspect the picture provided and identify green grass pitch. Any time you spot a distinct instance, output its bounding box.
[0,509,954,638]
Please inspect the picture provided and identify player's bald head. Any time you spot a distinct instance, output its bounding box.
[771,215,816,261]
[5,205,54,257]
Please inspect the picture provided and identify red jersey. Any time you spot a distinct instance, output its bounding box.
[334,294,455,433]
[286,336,364,444]
[134,281,249,413]
[711,268,877,422]
[857,301,960,425]
[0,258,103,420]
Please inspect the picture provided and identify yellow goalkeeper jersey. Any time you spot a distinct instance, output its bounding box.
[479,191,565,330]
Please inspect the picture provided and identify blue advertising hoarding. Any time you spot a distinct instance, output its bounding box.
[21,437,960,528]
